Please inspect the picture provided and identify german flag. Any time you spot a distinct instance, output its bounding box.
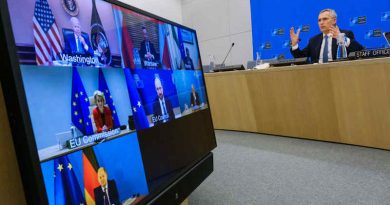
[83,147,100,205]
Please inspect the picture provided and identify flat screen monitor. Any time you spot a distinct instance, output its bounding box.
[0,0,217,204]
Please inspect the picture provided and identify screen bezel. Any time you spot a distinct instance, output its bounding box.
[0,0,215,204]
[383,32,390,47]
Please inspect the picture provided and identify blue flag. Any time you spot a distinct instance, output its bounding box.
[177,28,186,60]
[98,68,120,128]
[124,69,150,130]
[71,67,93,136]
[54,155,86,205]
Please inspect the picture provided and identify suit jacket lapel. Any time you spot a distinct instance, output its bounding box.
[70,35,77,52]
[314,34,323,61]
[332,38,338,60]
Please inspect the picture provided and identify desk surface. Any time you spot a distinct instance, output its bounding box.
[205,57,390,150]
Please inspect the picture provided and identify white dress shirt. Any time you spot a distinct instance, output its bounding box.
[292,33,351,63]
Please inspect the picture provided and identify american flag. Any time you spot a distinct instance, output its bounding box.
[33,0,62,65]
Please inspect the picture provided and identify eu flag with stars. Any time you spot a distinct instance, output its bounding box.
[71,67,93,136]
[124,69,150,130]
[54,155,86,205]
[98,68,120,128]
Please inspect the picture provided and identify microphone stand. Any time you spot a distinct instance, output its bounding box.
[220,43,235,68]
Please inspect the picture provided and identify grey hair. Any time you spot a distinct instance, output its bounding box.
[98,167,107,174]
[94,90,105,103]
[70,16,80,25]
[320,9,337,19]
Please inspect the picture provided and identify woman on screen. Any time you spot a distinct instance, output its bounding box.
[92,90,113,133]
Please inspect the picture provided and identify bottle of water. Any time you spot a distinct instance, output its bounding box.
[70,125,77,138]
[337,33,348,59]
[209,55,215,72]
[256,52,263,66]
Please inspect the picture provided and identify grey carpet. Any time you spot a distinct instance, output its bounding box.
[188,130,390,205]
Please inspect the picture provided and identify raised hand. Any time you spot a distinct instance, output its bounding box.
[290,27,301,47]
[329,25,340,39]
[79,35,87,47]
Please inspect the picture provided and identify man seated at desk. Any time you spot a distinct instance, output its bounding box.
[64,17,94,56]
[94,167,121,205]
[152,77,175,125]
[183,48,195,70]
[290,8,363,63]
[140,26,160,68]
[190,84,200,108]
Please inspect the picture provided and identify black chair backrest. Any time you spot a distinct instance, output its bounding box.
[62,28,89,41]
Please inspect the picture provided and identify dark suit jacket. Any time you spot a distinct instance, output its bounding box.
[152,97,175,125]
[290,29,364,63]
[140,40,159,67]
[94,180,121,205]
[190,91,200,106]
[64,32,94,56]
[183,56,194,70]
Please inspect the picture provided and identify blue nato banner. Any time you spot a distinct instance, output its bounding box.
[250,0,390,60]
[54,155,85,205]
[71,67,93,136]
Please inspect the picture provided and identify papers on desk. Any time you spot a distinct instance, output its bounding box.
[123,197,136,205]
[254,63,270,69]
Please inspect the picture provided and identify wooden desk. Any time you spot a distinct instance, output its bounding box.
[205,57,390,150]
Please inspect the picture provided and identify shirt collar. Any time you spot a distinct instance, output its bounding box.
[101,184,108,192]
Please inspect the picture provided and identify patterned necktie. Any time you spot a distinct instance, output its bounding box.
[323,35,329,63]
[76,36,80,52]
[105,187,111,205]
[146,42,150,53]
[162,100,168,122]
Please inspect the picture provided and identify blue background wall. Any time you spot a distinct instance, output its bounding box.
[21,65,132,149]
[41,132,149,205]
[251,0,390,59]
[173,70,207,112]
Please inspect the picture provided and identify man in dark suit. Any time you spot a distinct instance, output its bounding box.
[140,26,159,68]
[64,17,94,56]
[152,77,175,125]
[94,167,121,205]
[290,9,363,63]
[190,84,200,107]
[183,48,194,70]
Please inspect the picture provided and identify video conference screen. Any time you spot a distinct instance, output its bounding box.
[4,0,216,204]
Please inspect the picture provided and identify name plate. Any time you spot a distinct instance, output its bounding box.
[143,60,158,67]
[66,128,121,149]
[351,48,390,59]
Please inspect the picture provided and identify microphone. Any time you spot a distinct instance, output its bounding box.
[220,43,235,67]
